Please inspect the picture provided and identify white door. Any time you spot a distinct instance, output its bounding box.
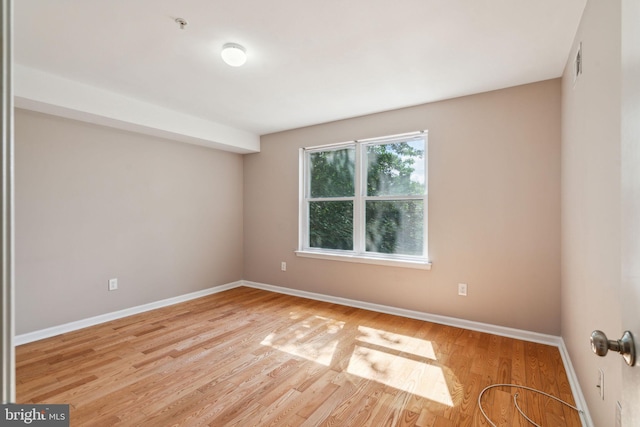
[621,0,640,425]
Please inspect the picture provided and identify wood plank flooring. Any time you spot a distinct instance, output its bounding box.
[16,287,583,426]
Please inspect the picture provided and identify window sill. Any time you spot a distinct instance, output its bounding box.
[295,250,432,270]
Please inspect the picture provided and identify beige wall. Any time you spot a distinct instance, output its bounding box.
[15,109,244,335]
[244,80,562,335]
[561,1,622,425]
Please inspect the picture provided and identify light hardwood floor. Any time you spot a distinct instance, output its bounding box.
[17,287,582,426]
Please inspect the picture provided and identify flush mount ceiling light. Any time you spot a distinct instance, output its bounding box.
[221,43,247,67]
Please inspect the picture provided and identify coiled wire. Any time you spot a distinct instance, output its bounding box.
[478,383,584,427]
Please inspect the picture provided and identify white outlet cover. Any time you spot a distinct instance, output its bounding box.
[108,278,118,291]
[458,283,468,296]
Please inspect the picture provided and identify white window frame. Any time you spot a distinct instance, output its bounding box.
[296,131,431,270]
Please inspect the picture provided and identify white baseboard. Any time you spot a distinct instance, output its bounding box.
[241,280,592,427]
[15,279,591,426]
[557,338,594,427]
[242,280,560,345]
[14,281,242,346]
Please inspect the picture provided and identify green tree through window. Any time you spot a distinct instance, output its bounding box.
[365,141,424,255]
[303,133,427,260]
[308,147,355,250]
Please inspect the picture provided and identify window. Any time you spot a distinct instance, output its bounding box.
[297,131,430,269]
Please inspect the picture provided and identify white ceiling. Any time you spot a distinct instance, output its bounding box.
[15,0,586,137]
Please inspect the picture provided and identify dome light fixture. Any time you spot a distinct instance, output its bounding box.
[221,43,247,67]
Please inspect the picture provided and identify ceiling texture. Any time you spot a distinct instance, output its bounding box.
[15,0,586,151]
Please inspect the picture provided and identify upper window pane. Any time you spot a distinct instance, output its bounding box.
[309,147,355,198]
[366,139,425,197]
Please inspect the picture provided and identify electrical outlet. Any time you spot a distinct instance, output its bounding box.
[281,262,287,271]
[458,283,468,296]
[597,368,604,399]
[108,278,118,291]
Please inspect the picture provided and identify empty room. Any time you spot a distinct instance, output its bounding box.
[2,0,639,426]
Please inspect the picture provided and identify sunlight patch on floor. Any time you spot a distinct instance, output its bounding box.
[347,345,453,406]
[261,319,453,406]
[260,316,344,366]
[357,325,437,360]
